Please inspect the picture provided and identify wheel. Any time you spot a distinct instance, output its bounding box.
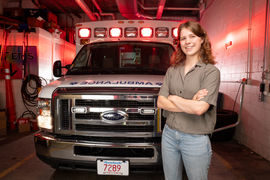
[211,109,238,142]
[210,134,234,142]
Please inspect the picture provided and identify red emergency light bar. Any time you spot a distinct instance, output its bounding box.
[140,28,153,38]
[79,28,91,38]
[78,26,179,40]
[109,28,122,37]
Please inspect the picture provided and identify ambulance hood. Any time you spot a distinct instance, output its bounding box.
[39,74,164,98]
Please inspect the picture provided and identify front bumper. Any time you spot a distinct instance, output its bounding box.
[34,131,162,172]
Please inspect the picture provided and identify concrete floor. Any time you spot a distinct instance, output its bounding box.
[1,130,270,180]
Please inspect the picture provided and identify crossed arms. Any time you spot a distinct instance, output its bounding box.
[157,89,210,115]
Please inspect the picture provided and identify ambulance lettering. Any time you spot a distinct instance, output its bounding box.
[69,81,163,86]
[69,82,78,85]
[104,81,111,84]
[155,82,163,86]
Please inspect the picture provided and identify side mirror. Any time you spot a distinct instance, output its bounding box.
[53,61,71,77]
[53,60,62,77]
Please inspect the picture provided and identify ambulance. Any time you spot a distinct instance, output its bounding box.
[34,20,180,175]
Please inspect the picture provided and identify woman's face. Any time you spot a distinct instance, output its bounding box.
[179,27,204,59]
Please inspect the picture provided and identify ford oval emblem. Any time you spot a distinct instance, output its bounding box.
[100,110,128,124]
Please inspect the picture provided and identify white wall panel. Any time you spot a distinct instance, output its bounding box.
[201,0,270,161]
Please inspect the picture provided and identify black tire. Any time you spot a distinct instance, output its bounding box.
[211,109,238,142]
[210,134,234,142]
[215,109,238,128]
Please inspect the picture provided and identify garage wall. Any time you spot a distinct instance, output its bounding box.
[0,28,75,122]
[201,0,270,161]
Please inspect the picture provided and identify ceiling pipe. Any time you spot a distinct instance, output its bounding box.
[0,15,24,24]
[116,0,199,20]
[116,0,155,20]
[92,0,115,20]
[156,0,166,20]
[93,12,101,21]
[31,0,40,8]
[137,1,200,11]
[161,16,198,21]
[75,0,97,21]
[0,20,19,27]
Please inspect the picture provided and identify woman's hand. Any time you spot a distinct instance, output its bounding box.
[193,89,208,101]
[167,95,174,101]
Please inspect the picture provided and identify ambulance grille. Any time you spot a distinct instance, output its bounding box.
[55,93,161,136]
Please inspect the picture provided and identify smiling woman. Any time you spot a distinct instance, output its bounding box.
[157,21,220,180]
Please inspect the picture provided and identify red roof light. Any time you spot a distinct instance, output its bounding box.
[79,28,91,38]
[140,28,153,38]
[109,28,122,38]
[172,28,178,38]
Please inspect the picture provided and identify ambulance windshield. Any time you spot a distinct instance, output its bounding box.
[67,41,175,75]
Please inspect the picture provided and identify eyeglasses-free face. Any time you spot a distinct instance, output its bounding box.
[179,27,204,59]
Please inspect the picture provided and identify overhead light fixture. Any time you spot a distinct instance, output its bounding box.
[225,41,232,49]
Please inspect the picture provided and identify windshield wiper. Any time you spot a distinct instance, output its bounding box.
[134,66,166,72]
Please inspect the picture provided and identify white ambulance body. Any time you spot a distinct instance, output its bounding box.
[34,20,180,175]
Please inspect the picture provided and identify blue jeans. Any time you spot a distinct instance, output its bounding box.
[162,124,212,180]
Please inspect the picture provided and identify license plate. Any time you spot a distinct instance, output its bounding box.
[97,159,129,176]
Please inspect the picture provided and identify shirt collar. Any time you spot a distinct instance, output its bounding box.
[195,60,204,67]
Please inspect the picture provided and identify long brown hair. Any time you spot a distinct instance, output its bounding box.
[171,21,216,66]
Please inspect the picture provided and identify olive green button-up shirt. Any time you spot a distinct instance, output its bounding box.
[158,61,220,135]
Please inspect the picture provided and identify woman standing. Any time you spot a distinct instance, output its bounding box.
[157,21,220,180]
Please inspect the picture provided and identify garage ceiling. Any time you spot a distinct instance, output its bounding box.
[35,0,204,21]
[0,0,205,28]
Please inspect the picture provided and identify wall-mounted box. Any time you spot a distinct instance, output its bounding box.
[3,7,24,18]
[27,17,45,28]
[47,12,57,24]
[24,9,47,20]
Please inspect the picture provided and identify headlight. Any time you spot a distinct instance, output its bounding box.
[37,99,52,131]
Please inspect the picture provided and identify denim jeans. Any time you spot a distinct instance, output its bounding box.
[162,124,212,180]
